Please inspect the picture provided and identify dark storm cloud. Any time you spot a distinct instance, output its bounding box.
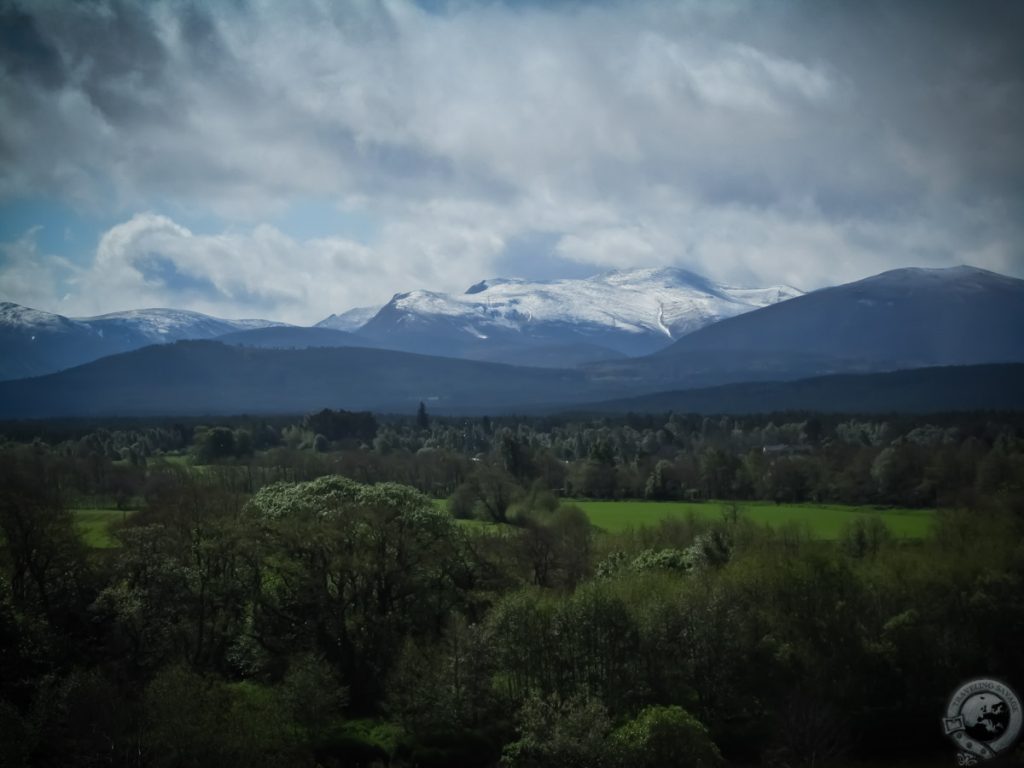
[0,4,63,87]
[0,0,1021,322]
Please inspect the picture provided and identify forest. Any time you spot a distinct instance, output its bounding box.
[1,407,1023,766]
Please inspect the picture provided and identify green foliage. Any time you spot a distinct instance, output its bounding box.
[838,514,891,558]
[386,616,499,738]
[501,692,613,768]
[278,652,349,734]
[3,411,1024,766]
[610,706,722,768]
[302,407,378,443]
[0,455,88,626]
[246,475,464,707]
[143,665,305,768]
[191,426,235,463]
[630,548,692,573]
[450,464,523,523]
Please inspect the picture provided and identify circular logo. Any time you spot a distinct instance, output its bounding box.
[943,679,1022,763]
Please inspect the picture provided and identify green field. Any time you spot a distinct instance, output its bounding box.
[74,508,134,548]
[567,499,934,539]
[73,500,933,548]
[437,498,936,539]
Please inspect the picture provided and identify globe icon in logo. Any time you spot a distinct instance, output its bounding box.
[961,693,1010,743]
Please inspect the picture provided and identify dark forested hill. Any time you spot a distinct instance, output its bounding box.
[582,363,1024,415]
[1,340,1020,419]
[0,340,614,418]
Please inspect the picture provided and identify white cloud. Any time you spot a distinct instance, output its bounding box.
[0,228,77,310]
[0,0,1021,317]
[28,213,390,324]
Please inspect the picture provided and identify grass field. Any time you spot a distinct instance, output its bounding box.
[566,499,935,539]
[438,498,936,539]
[74,508,134,548]
[72,499,933,548]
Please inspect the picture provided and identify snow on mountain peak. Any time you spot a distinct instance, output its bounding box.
[369,268,803,343]
[0,302,83,332]
[315,305,382,332]
[0,301,284,343]
[73,308,286,343]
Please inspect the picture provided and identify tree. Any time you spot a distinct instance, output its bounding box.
[501,692,612,768]
[0,456,87,626]
[699,447,738,499]
[610,706,722,768]
[386,616,497,737]
[302,408,378,443]
[644,460,677,500]
[417,401,430,430]
[192,426,236,463]
[246,475,464,707]
[453,465,523,523]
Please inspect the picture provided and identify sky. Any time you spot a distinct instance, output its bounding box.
[0,0,1022,325]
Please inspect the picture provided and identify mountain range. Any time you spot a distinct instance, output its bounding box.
[0,268,799,379]
[0,265,1021,417]
[0,304,285,381]
[352,268,801,363]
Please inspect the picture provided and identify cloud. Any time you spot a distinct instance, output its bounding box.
[0,226,77,309]
[0,0,1021,317]
[40,212,399,323]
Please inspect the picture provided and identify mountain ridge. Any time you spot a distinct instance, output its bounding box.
[353,266,802,362]
[0,302,287,381]
[0,340,613,418]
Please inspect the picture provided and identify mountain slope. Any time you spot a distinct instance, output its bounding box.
[0,303,284,380]
[0,303,109,382]
[592,266,1024,388]
[582,364,1024,415]
[216,326,375,350]
[354,267,801,363]
[0,340,619,418]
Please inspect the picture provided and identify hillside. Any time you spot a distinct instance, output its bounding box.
[215,326,375,349]
[0,340,614,418]
[591,266,1024,388]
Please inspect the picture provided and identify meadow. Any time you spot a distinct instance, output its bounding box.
[568,499,936,539]
[75,499,935,550]
[440,498,936,539]
[73,508,134,548]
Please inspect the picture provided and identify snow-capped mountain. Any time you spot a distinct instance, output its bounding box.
[77,308,285,345]
[355,267,801,364]
[315,305,381,332]
[0,303,285,381]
